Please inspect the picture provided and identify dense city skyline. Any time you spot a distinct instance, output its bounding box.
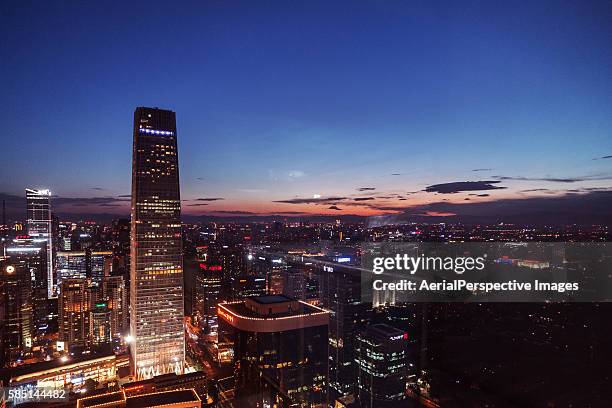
[1,1,612,221]
[2,3,611,407]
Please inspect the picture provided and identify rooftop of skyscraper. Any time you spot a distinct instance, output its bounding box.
[218,295,329,332]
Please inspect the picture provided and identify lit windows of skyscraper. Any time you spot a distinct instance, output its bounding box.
[217,295,329,407]
[25,188,55,298]
[58,278,91,353]
[102,275,127,342]
[130,107,185,380]
[0,260,33,367]
[4,237,48,340]
[56,251,88,283]
[355,324,410,407]
[90,250,112,284]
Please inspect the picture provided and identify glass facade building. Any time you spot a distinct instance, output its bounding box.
[217,295,329,407]
[130,107,185,380]
[25,188,54,298]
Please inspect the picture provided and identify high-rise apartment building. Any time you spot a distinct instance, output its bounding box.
[58,278,91,352]
[130,107,184,379]
[26,188,54,298]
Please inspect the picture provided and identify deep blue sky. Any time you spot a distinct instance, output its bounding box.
[1,1,611,217]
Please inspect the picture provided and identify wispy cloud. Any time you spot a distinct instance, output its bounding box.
[493,173,612,183]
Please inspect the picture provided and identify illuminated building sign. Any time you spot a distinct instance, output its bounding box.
[389,332,409,341]
[138,128,174,136]
[199,264,222,271]
[218,308,234,324]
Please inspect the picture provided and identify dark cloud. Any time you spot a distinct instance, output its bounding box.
[353,197,375,201]
[274,197,348,204]
[196,197,224,201]
[186,203,209,207]
[91,187,106,191]
[357,187,376,191]
[472,168,492,172]
[196,177,205,181]
[593,155,612,160]
[372,191,612,226]
[424,181,506,194]
[328,205,342,211]
[272,211,310,215]
[117,194,131,198]
[391,173,402,176]
[493,173,612,183]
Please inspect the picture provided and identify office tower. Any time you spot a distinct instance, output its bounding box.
[193,265,221,325]
[5,238,48,339]
[130,107,184,379]
[90,250,112,284]
[0,260,33,366]
[268,259,285,294]
[318,262,370,400]
[26,188,55,298]
[217,295,329,407]
[355,324,410,407]
[56,251,88,284]
[58,278,91,352]
[111,219,130,273]
[90,302,111,346]
[231,274,266,299]
[102,275,127,341]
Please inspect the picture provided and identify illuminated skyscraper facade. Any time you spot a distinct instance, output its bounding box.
[130,107,184,379]
[26,188,54,298]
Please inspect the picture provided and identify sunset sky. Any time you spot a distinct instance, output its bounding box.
[1,1,611,219]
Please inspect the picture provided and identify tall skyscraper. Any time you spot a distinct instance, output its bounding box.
[0,260,33,366]
[26,188,54,298]
[130,107,185,380]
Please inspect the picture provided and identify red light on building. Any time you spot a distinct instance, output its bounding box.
[403,332,408,340]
